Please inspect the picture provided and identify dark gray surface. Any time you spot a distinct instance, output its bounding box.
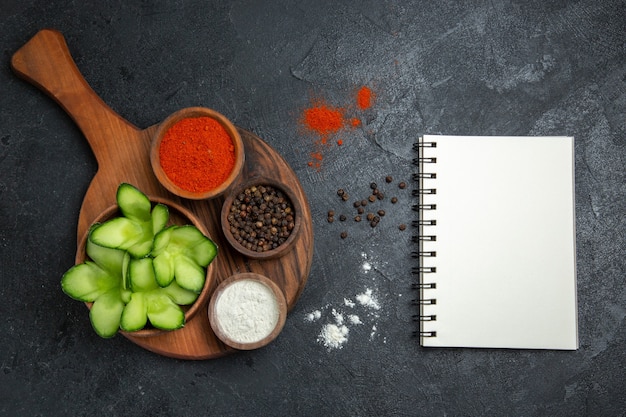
[1,1,625,416]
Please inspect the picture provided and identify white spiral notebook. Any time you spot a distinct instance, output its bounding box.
[413,135,578,350]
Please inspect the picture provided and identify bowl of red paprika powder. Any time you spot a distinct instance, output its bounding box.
[150,107,245,200]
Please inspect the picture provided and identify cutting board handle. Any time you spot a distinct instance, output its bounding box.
[10,29,139,159]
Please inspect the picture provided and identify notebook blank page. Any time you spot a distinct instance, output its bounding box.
[420,135,578,349]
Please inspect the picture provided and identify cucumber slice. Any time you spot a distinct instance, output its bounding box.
[89,289,125,338]
[153,251,175,287]
[170,225,207,248]
[151,226,174,257]
[85,238,125,277]
[127,239,153,258]
[61,261,119,302]
[120,292,148,332]
[117,183,152,223]
[174,255,206,293]
[147,293,184,330]
[161,281,199,305]
[90,217,143,250]
[187,238,218,267]
[151,203,169,235]
[129,257,159,292]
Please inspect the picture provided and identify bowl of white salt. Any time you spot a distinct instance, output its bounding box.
[208,273,287,350]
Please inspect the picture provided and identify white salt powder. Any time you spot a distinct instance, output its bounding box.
[306,310,322,322]
[214,279,279,344]
[344,298,355,308]
[356,288,380,310]
[318,323,349,349]
[348,315,362,325]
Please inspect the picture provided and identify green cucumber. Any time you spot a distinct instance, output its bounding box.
[89,217,144,250]
[153,251,175,287]
[173,255,206,293]
[120,292,148,332]
[61,261,119,302]
[128,257,159,292]
[85,237,125,277]
[151,203,169,235]
[151,226,174,257]
[160,281,199,305]
[147,293,184,330]
[61,183,219,338]
[89,289,125,338]
[117,183,152,223]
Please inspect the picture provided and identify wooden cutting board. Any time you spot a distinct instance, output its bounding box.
[11,29,313,359]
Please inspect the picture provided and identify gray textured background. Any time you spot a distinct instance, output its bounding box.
[1,1,625,416]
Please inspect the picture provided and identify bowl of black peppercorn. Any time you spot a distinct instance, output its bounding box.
[220,177,302,260]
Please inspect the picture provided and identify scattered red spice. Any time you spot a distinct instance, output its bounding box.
[357,86,374,110]
[159,117,235,193]
[300,86,375,169]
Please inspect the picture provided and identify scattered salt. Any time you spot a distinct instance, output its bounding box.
[306,310,322,322]
[348,315,362,325]
[356,288,380,310]
[344,298,355,308]
[318,324,349,350]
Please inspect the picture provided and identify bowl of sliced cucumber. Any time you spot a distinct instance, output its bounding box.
[62,183,218,338]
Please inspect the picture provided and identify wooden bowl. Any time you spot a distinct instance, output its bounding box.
[150,107,245,200]
[208,273,287,350]
[220,177,302,260]
[75,196,216,338]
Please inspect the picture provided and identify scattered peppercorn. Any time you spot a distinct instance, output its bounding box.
[327,177,411,239]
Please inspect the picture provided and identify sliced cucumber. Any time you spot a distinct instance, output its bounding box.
[85,237,125,277]
[153,251,175,287]
[89,217,144,250]
[89,289,125,338]
[128,257,159,292]
[151,226,174,257]
[187,238,218,267]
[61,261,119,302]
[161,280,200,305]
[174,255,206,293]
[151,203,169,235]
[147,293,184,330]
[120,292,148,332]
[62,183,219,338]
[117,183,152,223]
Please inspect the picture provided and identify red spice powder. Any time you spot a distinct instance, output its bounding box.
[357,86,374,110]
[300,86,374,169]
[159,117,235,193]
[303,104,345,136]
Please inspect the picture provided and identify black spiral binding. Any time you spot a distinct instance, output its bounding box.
[412,137,438,339]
